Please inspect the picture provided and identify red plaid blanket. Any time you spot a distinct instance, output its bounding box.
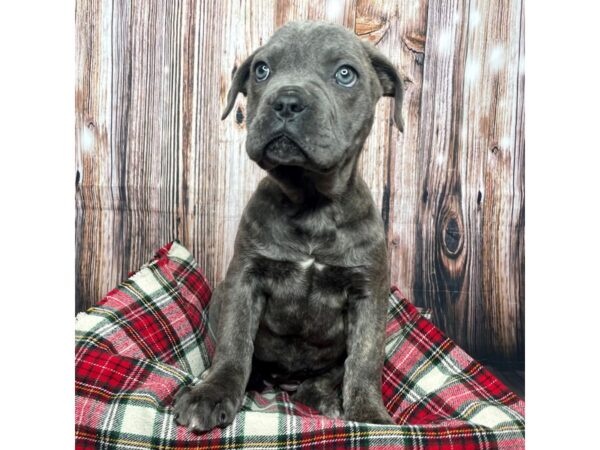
[75,241,524,449]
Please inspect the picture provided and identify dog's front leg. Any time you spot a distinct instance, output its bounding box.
[342,281,394,424]
[174,260,264,433]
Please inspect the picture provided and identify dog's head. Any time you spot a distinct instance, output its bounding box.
[222,21,404,176]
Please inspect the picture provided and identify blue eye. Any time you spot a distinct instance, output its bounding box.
[335,65,357,87]
[255,63,270,82]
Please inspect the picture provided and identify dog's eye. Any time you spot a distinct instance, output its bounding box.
[335,66,357,87]
[255,63,270,82]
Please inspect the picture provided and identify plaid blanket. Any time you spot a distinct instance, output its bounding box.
[75,241,525,449]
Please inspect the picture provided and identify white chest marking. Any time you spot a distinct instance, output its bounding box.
[314,262,326,270]
[298,258,326,270]
[298,258,314,269]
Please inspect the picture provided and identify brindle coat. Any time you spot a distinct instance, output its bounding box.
[173,21,404,433]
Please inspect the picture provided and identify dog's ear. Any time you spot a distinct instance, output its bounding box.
[221,50,259,120]
[361,41,405,132]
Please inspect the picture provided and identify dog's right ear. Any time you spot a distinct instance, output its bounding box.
[361,41,405,132]
[221,50,259,120]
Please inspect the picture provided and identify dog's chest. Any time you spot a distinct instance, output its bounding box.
[249,197,373,372]
[250,199,369,337]
[251,253,353,373]
[252,252,358,337]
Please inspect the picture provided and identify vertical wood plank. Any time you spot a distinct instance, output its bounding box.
[479,0,525,362]
[354,0,429,309]
[412,0,474,352]
[76,0,116,312]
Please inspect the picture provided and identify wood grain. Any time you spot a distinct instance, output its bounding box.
[75,0,524,365]
[410,0,524,363]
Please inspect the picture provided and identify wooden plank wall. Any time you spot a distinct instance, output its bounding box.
[76,0,524,365]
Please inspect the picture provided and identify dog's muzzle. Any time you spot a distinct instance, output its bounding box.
[262,136,307,168]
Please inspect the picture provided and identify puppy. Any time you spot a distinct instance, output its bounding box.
[174,21,404,433]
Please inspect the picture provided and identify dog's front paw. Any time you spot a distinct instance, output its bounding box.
[344,403,395,425]
[173,382,240,433]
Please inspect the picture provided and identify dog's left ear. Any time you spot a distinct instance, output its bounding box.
[361,41,405,132]
[221,50,259,120]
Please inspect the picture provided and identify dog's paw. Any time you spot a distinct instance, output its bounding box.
[172,382,240,433]
[344,403,395,425]
[293,389,343,419]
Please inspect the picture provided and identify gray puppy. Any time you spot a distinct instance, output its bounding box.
[174,21,404,433]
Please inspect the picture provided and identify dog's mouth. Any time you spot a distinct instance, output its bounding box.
[260,136,308,170]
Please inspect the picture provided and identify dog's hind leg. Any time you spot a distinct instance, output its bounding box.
[292,365,344,418]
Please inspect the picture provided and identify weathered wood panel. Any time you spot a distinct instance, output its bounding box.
[75,0,524,365]
[410,0,524,363]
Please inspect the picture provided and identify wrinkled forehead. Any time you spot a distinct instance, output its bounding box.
[255,22,367,69]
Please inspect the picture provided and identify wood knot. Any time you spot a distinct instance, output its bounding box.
[402,32,426,65]
[442,215,463,257]
[355,16,389,45]
[235,106,244,125]
[491,146,500,155]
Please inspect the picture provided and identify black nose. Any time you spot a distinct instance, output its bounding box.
[272,93,306,120]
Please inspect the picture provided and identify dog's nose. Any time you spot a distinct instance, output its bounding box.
[272,93,306,120]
